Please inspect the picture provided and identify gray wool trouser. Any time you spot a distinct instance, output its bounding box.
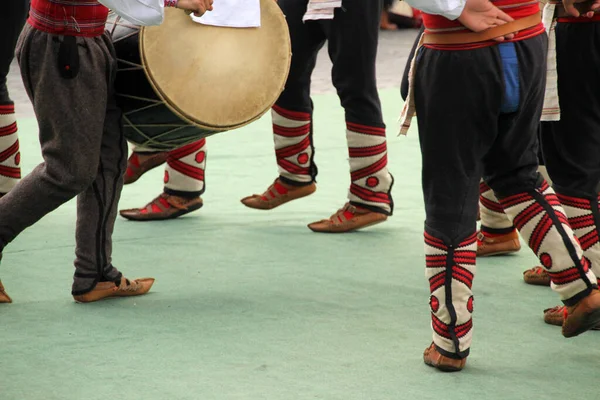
[4,24,127,295]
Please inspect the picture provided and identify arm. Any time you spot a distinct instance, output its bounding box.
[98,0,170,26]
[99,0,214,26]
[403,0,466,20]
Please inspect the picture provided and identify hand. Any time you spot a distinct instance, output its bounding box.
[562,0,600,17]
[177,0,214,17]
[457,0,515,42]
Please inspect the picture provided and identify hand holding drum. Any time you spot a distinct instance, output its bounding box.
[176,0,214,16]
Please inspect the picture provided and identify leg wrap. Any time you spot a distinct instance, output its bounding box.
[479,181,514,233]
[425,230,476,359]
[499,181,597,305]
[0,102,20,194]
[555,192,600,283]
[164,139,206,196]
[272,105,315,185]
[346,122,394,215]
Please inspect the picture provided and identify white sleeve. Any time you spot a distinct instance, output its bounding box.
[404,0,466,20]
[98,0,166,26]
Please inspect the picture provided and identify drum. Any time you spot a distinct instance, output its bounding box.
[107,2,291,151]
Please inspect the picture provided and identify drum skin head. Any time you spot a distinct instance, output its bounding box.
[140,0,291,130]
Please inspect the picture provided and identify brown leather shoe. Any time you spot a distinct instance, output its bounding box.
[120,193,203,221]
[476,230,521,257]
[423,343,466,372]
[307,203,387,233]
[562,289,600,338]
[123,152,168,185]
[73,277,155,303]
[523,266,551,286]
[0,280,12,303]
[543,305,600,330]
[241,179,316,210]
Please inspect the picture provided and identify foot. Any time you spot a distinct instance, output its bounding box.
[423,343,466,372]
[543,305,600,330]
[307,203,387,233]
[123,152,168,185]
[240,178,316,210]
[523,266,551,286]
[476,230,521,257]
[0,280,12,303]
[562,289,600,338]
[73,277,155,303]
[120,193,203,221]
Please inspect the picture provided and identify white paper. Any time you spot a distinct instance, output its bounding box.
[191,0,261,28]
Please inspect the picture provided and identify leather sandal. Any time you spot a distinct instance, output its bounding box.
[241,178,316,210]
[120,193,203,221]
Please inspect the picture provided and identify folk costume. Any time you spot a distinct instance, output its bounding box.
[402,0,600,371]
[119,141,206,221]
[0,0,181,303]
[240,0,395,233]
[0,1,29,198]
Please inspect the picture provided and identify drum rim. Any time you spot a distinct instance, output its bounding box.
[139,2,292,131]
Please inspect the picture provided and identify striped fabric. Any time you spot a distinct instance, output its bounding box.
[164,139,207,195]
[425,231,476,359]
[303,0,342,21]
[28,0,109,37]
[499,182,597,303]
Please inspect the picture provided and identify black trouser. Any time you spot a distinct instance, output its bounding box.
[276,0,385,128]
[0,0,28,102]
[414,35,547,241]
[542,22,600,197]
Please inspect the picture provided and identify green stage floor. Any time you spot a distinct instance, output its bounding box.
[0,89,596,400]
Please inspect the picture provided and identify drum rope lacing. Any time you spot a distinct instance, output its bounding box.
[109,14,206,150]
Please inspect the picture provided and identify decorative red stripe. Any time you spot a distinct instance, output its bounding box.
[0,140,19,163]
[273,123,310,138]
[500,193,532,209]
[346,122,386,136]
[454,253,476,266]
[548,267,582,281]
[480,195,505,213]
[275,137,310,159]
[349,184,391,204]
[529,214,553,254]
[459,233,477,247]
[350,155,387,182]
[348,143,387,158]
[272,105,310,122]
[0,122,17,137]
[513,202,544,230]
[0,165,21,179]
[167,159,204,181]
[429,272,445,292]
[424,232,447,249]
[431,315,451,339]
[425,254,446,268]
[455,319,473,338]
[556,193,590,209]
[277,158,310,176]
[539,181,550,192]
[168,139,205,160]
[569,215,595,230]
[479,181,491,194]
[579,230,599,251]
[0,104,15,114]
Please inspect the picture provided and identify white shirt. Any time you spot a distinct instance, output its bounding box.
[403,0,466,20]
[98,0,166,26]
